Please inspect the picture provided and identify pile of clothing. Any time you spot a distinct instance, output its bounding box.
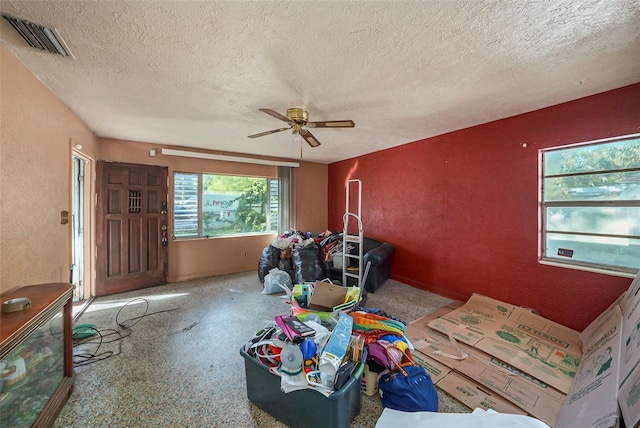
[260,229,354,288]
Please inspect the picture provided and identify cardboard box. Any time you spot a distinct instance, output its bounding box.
[308,281,347,312]
[554,270,640,428]
[617,271,640,428]
[413,309,558,407]
[617,369,640,428]
[407,278,640,428]
[411,345,453,384]
[555,303,623,428]
[407,319,566,426]
[437,371,528,416]
[427,293,581,394]
[360,364,379,396]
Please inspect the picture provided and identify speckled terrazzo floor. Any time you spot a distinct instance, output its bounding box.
[55,271,470,427]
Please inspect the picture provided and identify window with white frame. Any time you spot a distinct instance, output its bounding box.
[173,172,280,239]
[540,134,640,275]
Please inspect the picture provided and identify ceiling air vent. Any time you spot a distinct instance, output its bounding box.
[2,13,75,59]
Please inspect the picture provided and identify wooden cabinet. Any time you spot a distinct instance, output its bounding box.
[1,283,74,427]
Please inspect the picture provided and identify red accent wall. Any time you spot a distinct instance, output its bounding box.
[328,83,640,331]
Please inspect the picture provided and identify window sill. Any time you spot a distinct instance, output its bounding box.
[539,259,638,279]
[173,232,277,242]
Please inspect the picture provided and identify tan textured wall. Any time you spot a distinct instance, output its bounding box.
[99,139,328,282]
[0,43,327,293]
[168,235,276,282]
[0,47,99,294]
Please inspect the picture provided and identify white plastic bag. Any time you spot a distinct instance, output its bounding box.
[263,267,292,294]
[271,237,293,249]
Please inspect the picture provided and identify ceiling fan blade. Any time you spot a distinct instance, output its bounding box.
[248,126,291,138]
[306,120,355,128]
[259,108,292,123]
[300,129,321,147]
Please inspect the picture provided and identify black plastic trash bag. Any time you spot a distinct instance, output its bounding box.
[258,245,281,283]
[293,243,329,284]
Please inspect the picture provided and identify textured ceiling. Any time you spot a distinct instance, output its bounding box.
[1,1,639,164]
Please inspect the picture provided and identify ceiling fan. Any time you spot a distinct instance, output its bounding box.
[248,108,355,147]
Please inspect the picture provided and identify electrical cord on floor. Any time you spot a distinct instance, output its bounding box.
[72,327,125,367]
[72,297,180,367]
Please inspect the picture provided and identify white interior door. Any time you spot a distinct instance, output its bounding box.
[71,155,85,301]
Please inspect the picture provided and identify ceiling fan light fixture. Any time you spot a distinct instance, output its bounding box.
[287,108,308,123]
[248,107,354,148]
[293,131,302,146]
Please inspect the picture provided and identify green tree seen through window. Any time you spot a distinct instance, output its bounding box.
[204,175,267,233]
[545,139,640,201]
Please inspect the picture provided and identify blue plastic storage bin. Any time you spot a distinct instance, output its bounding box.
[240,345,365,428]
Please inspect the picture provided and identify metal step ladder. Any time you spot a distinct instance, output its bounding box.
[342,179,371,290]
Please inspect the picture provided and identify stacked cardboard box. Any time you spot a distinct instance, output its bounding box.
[556,270,640,428]
[406,304,566,427]
[617,273,640,428]
[406,271,640,428]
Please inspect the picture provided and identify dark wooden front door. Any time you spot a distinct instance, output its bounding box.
[96,161,168,296]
